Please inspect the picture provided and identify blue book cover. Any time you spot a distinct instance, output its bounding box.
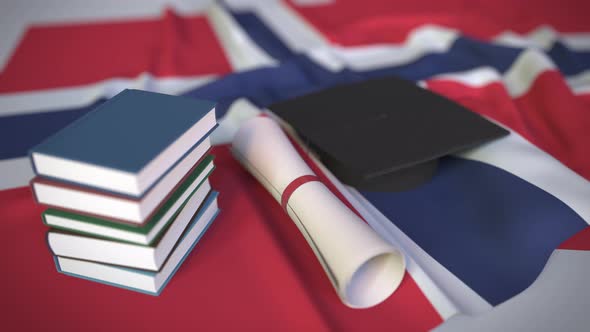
[31,89,216,173]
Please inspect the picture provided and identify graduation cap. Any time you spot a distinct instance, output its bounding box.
[269,76,509,191]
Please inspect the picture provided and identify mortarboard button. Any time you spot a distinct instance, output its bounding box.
[269,76,509,191]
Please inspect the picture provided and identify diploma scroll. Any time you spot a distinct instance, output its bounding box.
[232,117,405,308]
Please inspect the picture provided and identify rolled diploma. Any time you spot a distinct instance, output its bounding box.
[232,117,405,308]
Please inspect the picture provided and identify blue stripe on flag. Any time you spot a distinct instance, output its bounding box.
[547,43,590,76]
[230,11,296,61]
[361,156,587,305]
[0,100,103,160]
[360,37,521,81]
[182,55,360,112]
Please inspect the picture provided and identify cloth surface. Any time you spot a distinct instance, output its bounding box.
[1,1,589,331]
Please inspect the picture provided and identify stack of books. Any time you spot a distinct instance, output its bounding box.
[29,89,220,295]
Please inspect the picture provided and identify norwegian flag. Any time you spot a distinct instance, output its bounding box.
[1,1,589,331]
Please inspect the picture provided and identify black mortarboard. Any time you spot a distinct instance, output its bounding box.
[269,76,509,191]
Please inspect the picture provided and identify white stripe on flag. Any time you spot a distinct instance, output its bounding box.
[329,26,458,72]
[0,74,216,117]
[429,49,560,98]
[567,70,590,95]
[434,249,590,332]
[456,132,590,225]
[206,3,277,71]
[503,50,556,97]
[494,25,590,51]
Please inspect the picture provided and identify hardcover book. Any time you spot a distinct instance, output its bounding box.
[54,192,220,295]
[30,89,217,197]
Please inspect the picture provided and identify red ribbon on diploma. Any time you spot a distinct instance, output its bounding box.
[281,174,320,211]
